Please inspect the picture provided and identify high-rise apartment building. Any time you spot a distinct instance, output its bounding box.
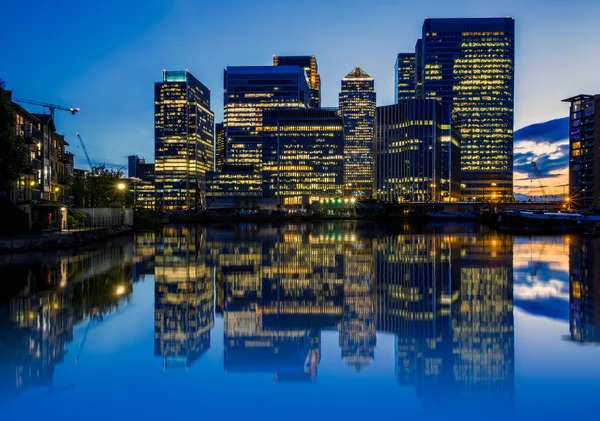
[395,53,416,102]
[154,70,214,212]
[420,18,515,201]
[563,94,600,207]
[339,67,376,198]
[223,66,311,167]
[273,55,321,108]
[374,99,443,203]
[262,108,344,205]
[215,122,226,171]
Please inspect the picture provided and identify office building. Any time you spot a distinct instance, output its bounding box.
[420,18,515,201]
[262,108,344,205]
[128,155,145,178]
[563,94,600,207]
[223,65,311,167]
[215,122,226,171]
[154,70,214,212]
[374,99,443,203]
[339,67,376,198]
[205,164,262,208]
[273,55,321,108]
[395,53,416,102]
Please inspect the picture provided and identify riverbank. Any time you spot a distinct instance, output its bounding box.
[0,226,133,254]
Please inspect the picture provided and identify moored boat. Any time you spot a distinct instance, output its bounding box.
[498,210,587,233]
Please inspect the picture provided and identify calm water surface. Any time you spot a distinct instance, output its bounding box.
[1,222,599,420]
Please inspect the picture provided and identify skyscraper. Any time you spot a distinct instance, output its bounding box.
[395,53,416,102]
[262,108,344,205]
[374,99,443,203]
[273,55,321,108]
[563,94,600,207]
[154,70,214,212]
[223,65,311,168]
[339,67,376,198]
[215,122,226,171]
[420,18,515,201]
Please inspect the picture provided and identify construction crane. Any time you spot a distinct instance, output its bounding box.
[532,161,552,203]
[13,97,79,119]
[76,132,96,171]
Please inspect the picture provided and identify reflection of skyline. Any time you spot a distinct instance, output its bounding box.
[569,237,600,345]
[0,236,148,400]
[1,223,522,408]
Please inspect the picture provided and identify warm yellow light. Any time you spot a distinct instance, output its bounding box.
[54,187,59,192]
[565,197,570,202]
[30,181,36,187]
[350,198,356,204]
[115,285,126,296]
[117,183,126,190]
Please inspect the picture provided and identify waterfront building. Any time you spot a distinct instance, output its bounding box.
[419,18,515,201]
[563,94,600,207]
[374,99,443,203]
[395,53,416,102]
[261,108,344,205]
[223,65,310,167]
[205,164,262,209]
[154,70,214,212]
[11,99,43,203]
[339,67,376,198]
[215,122,226,171]
[273,55,321,108]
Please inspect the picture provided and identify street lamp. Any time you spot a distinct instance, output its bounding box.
[117,182,126,190]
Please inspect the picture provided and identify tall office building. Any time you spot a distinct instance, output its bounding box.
[154,70,214,212]
[563,94,600,207]
[273,55,321,108]
[262,108,344,205]
[215,122,226,171]
[223,65,311,167]
[374,99,443,203]
[128,155,145,178]
[339,68,376,198]
[420,18,515,201]
[395,54,416,102]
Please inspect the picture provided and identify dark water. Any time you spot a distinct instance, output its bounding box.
[0,222,598,420]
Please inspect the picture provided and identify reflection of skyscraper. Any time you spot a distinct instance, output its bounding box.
[452,234,515,407]
[375,232,514,409]
[569,237,600,344]
[340,239,375,371]
[154,226,214,369]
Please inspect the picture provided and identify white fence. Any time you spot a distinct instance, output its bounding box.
[71,208,133,228]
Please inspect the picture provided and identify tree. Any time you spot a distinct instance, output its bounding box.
[0,79,29,192]
[72,165,127,208]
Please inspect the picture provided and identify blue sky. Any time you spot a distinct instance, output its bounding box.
[2,0,600,173]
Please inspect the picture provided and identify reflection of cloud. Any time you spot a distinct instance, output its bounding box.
[513,238,570,321]
[514,279,569,301]
[513,117,569,199]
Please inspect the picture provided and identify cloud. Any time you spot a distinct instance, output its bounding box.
[513,117,569,197]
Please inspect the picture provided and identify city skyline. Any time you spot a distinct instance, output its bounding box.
[3,1,600,183]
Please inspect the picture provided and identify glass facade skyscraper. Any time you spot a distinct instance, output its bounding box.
[154,70,214,212]
[262,108,344,205]
[339,67,376,198]
[215,122,225,171]
[374,99,443,203]
[395,53,416,102]
[223,66,311,168]
[563,94,600,207]
[273,55,321,108]
[420,18,515,201]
